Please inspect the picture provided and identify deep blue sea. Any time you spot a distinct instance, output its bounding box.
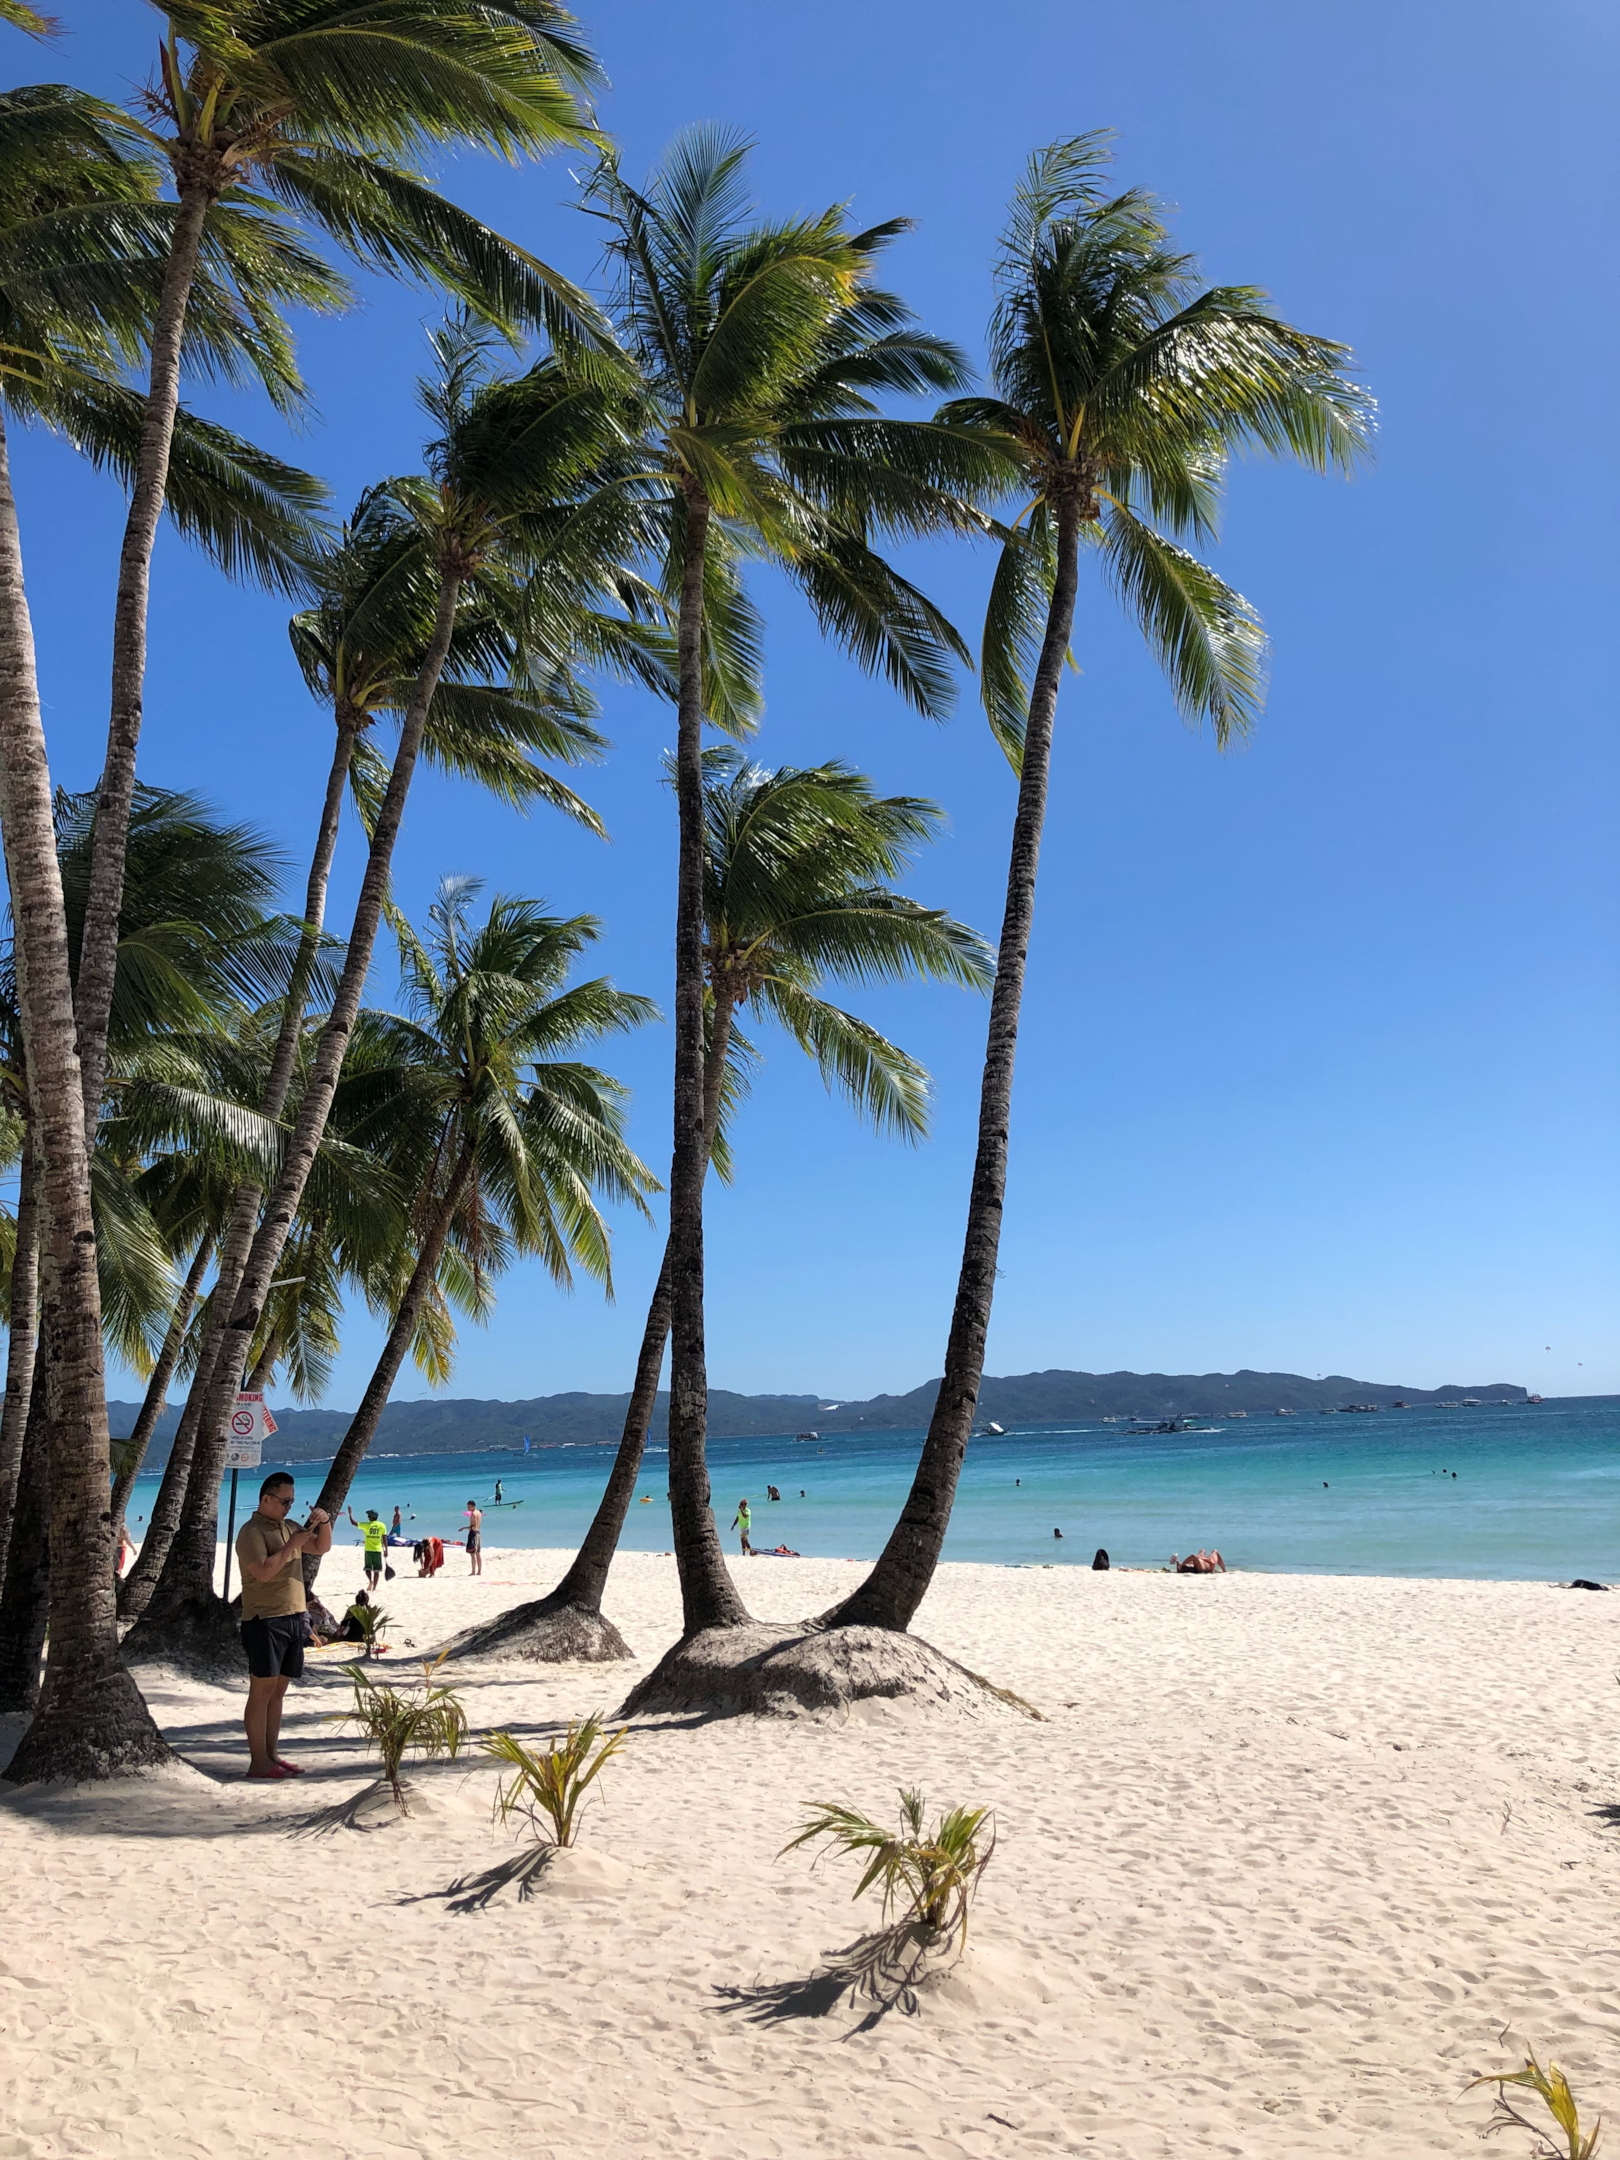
[129,1395,1619,1581]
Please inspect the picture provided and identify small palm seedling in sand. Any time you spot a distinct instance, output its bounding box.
[352,1605,390,1660]
[783,1788,996,1958]
[484,1715,628,1848]
[1468,2052,1601,2159]
[329,1658,469,1815]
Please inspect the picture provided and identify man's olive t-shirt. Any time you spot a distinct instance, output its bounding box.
[237,1512,306,1620]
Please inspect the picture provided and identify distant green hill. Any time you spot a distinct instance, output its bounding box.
[113,1366,1529,1468]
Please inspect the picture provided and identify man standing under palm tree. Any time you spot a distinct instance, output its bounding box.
[236,1475,331,1781]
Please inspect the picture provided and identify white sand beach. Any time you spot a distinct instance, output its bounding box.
[3,1550,1617,2158]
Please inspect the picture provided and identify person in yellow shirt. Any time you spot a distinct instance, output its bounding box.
[347,1506,388,1588]
[235,1474,331,1780]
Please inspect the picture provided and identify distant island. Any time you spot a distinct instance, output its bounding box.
[113,1366,1531,1470]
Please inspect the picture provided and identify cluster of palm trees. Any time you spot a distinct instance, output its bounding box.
[0,0,1371,1784]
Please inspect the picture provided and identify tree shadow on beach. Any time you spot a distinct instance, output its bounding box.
[398,1844,558,1913]
[1589,1802,1620,1831]
[712,1921,948,2034]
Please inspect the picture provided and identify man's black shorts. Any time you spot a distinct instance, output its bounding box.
[241,1614,306,1680]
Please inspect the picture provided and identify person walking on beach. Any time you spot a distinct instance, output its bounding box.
[347,1507,387,1587]
[731,1498,754,1556]
[236,1474,331,1780]
[388,1505,404,1544]
[465,1500,484,1576]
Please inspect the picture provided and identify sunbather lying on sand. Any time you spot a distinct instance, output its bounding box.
[1172,1549,1226,1573]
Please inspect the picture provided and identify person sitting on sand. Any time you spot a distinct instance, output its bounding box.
[338,1589,374,1643]
[731,1498,755,1556]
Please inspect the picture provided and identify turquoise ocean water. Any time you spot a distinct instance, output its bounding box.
[130,1396,1618,1581]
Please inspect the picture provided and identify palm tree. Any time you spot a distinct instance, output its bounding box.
[74,0,608,1137]
[585,127,1008,1642]
[825,137,1374,1634]
[119,473,626,1620]
[121,325,655,1660]
[0,775,298,1766]
[452,755,993,1663]
[305,875,657,1539]
[0,788,318,1682]
[0,85,337,1778]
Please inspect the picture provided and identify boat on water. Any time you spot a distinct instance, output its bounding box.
[1127,1415,1202,1435]
[1274,1408,1298,1417]
[794,1430,819,1441]
[972,1420,1006,1437]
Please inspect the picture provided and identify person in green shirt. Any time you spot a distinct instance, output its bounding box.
[730,1498,754,1557]
[347,1507,388,1586]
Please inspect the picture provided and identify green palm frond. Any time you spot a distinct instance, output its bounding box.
[1101,503,1266,743]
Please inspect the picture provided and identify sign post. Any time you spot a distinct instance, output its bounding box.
[220,1392,278,1602]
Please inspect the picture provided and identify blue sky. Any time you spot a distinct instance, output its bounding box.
[13,0,1617,1405]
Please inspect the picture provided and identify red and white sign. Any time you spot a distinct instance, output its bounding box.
[224,1391,279,1469]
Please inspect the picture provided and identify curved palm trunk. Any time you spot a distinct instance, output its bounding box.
[75,190,212,1131]
[108,1229,214,1551]
[456,989,736,1651]
[124,574,463,1653]
[310,1145,476,1542]
[74,188,213,1135]
[0,1380,49,1713]
[119,715,356,1620]
[115,1284,218,1618]
[667,494,748,1637]
[0,1122,40,1602]
[0,409,170,1780]
[824,499,1082,1633]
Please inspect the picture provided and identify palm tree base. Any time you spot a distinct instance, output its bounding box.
[434,1594,631,1666]
[119,1587,244,1682]
[618,1622,1043,1724]
[1,1666,174,1785]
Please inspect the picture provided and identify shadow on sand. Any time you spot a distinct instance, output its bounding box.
[712,1921,951,2033]
[399,1844,560,1913]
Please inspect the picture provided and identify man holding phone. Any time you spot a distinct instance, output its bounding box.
[235,1473,332,1781]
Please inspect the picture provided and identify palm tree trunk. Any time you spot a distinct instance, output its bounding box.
[497,986,738,1635]
[0,1378,48,1713]
[109,1229,214,1551]
[0,409,170,1780]
[115,1284,218,1619]
[0,1121,40,1603]
[120,711,357,1617]
[667,492,748,1637]
[245,1328,281,1394]
[310,1145,476,1540]
[74,186,213,1135]
[824,498,1082,1633]
[123,573,464,1655]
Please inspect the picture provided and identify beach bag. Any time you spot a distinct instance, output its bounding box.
[384,1565,396,1580]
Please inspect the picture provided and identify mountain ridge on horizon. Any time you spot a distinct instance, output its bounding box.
[114,1365,1535,1467]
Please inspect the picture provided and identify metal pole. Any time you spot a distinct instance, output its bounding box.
[222,1466,240,1602]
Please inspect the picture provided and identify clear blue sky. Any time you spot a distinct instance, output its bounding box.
[13,0,1617,1406]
